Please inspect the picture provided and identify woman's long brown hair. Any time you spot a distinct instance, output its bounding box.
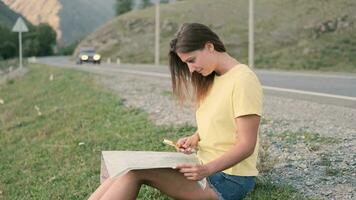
[169,23,226,105]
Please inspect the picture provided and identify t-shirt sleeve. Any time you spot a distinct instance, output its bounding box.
[232,72,263,118]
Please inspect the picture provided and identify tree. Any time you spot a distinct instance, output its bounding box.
[23,38,39,57]
[0,25,17,59]
[35,23,56,56]
[0,41,16,60]
[116,0,132,16]
[0,21,57,59]
[141,0,152,9]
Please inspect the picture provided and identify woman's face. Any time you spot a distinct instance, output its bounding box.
[177,44,216,76]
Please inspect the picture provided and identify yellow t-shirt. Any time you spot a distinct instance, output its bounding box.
[196,64,262,176]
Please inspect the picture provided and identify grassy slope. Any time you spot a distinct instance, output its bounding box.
[254,0,356,71]
[78,0,356,72]
[0,65,313,199]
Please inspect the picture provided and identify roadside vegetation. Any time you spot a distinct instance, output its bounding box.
[0,59,18,71]
[0,22,56,60]
[0,65,314,199]
[115,0,170,16]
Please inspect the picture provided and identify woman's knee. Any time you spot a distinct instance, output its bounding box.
[126,169,164,186]
[120,170,144,185]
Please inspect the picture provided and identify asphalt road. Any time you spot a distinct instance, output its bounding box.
[34,56,356,108]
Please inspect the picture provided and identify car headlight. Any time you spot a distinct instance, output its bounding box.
[81,55,89,60]
[93,54,101,61]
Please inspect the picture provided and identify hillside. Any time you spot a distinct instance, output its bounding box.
[0,0,22,27]
[1,0,115,45]
[2,0,62,39]
[76,0,356,71]
[58,0,115,45]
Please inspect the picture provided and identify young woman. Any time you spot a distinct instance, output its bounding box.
[88,23,262,200]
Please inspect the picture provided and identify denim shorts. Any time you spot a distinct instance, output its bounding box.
[207,172,255,200]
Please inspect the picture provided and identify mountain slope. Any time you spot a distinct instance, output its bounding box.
[2,0,61,38]
[0,0,22,27]
[76,0,356,71]
[1,0,115,45]
[58,0,115,45]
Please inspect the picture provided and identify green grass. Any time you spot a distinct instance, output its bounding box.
[161,90,172,97]
[245,178,319,200]
[0,64,311,199]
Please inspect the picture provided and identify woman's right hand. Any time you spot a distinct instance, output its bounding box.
[176,133,199,154]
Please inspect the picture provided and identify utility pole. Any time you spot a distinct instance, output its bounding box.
[248,0,254,68]
[155,0,160,66]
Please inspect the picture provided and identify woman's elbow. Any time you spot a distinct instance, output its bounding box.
[246,146,256,157]
[241,140,257,157]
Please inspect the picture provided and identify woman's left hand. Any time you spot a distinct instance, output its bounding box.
[175,163,211,181]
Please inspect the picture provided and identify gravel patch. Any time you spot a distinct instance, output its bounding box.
[97,72,355,200]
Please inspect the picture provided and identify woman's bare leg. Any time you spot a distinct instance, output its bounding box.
[99,170,142,200]
[88,178,115,200]
[93,168,219,200]
[136,168,218,200]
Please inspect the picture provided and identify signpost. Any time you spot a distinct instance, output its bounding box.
[12,17,29,69]
[154,1,160,66]
[248,0,254,68]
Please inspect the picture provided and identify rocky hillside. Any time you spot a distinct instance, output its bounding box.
[1,0,115,45]
[76,0,356,71]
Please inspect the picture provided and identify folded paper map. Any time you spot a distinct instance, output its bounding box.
[100,151,207,189]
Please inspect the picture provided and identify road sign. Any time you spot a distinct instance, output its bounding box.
[12,17,28,32]
[12,17,28,69]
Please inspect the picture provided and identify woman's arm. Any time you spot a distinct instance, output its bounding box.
[177,114,260,180]
[205,114,260,174]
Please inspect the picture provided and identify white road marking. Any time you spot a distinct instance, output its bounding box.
[256,70,356,79]
[114,69,170,78]
[263,86,356,101]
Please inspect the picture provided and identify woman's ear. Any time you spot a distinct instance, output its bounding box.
[205,42,215,52]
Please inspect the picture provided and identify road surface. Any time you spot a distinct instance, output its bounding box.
[34,56,356,108]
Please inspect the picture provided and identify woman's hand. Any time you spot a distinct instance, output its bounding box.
[176,133,199,154]
[176,163,211,181]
